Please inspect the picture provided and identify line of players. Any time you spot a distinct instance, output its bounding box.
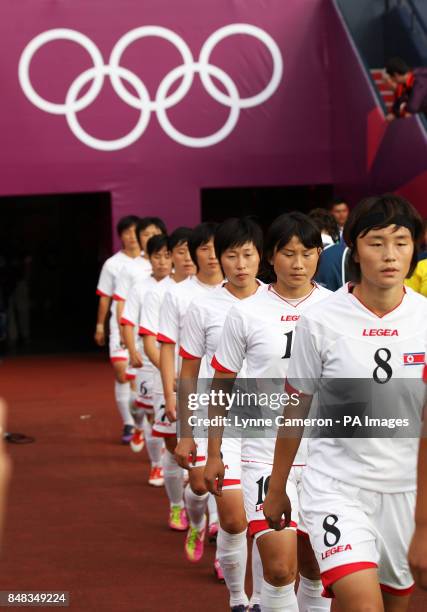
[95,195,427,612]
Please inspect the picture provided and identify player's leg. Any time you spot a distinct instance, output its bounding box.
[297,532,331,611]
[152,395,186,529]
[215,489,249,609]
[294,464,331,611]
[257,530,298,611]
[332,570,383,611]
[250,539,263,612]
[143,413,164,486]
[184,463,209,562]
[243,461,299,611]
[214,438,250,608]
[111,358,135,444]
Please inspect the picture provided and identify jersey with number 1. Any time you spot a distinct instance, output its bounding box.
[286,283,427,493]
[213,283,331,464]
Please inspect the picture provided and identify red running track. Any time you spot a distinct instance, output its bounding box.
[0,354,426,611]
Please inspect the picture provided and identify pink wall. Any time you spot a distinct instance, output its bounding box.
[1,0,332,235]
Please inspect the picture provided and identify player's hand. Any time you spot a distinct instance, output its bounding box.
[175,438,197,469]
[386,113,395,123]
[165,395,177,423]
[263,486,292,531]
[409,525,427,589]
[130,351,143,368]
[204,456,225,496]
[94,325,105,346]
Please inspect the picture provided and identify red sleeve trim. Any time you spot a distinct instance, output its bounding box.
[423,364,427,383]
[285,379,311,398]
[113,293,125,302]
[157,332,175,344]
[179,346,201,360]
[110,356,128,363]
[139,326,156,337]
[120,317,135,327]
[211,355,236,374]
[96,288,110,297]
[380,583,414,597]
[321,562,377,598]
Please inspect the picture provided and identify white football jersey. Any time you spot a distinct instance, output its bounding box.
[158,276,222,379]
[139,276,176,394]
[114,255,152,302]
[213,283,331,464]
[96,250,137,333]
[287,284,427,492]
[180,282,265,377]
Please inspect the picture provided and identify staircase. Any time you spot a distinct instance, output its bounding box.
[370,69,394,114]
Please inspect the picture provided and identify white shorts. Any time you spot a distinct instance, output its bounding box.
[109,327,128,363]
[300,467,415,597]
[192,438,242,490]
[242,461,299,540]
[134,368,154,413]
[152,392,177,438]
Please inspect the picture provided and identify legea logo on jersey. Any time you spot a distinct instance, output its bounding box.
[403,352,425,366]
[362,328,399,336]
[281,315,299,321]
[18,25,283,151]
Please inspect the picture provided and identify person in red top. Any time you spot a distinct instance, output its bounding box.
[385,57,427,120]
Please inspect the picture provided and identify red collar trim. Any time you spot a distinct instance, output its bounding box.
[268,283,317,308]
[347,283,406,319]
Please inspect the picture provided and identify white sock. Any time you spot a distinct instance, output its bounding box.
[184,484,208,529]
[297,575,330,611]
[114,381,134,425]
[216,528,249,608]
[207,493,218,526]
[250,539,263,606]
[163,451,184,506]
[142,416,163,467]
[129,388,137,414]
[261,580,298,611]
[133,407,144,428]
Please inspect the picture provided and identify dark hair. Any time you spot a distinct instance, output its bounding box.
[386,57,410,76]
[263,212,322,281]
[329,197,348,210]
[146,234,169,257]
[168,227,193,251]
[309,208,340,243]
[136,216,167,237]
[343,194,423,281]
[188,222,218,269]
[116,215,140,236]
[214,217,263,262]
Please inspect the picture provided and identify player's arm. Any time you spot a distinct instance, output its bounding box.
[116,299,126,329]
[143,335,160,369]
[94,295,111,346]
[263,391,312,530]
[175,357,202,469]
[160,342,177,421]
[204,370,237,496]
[122,324,142,368]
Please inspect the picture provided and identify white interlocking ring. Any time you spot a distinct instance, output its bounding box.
[18,25,283,150]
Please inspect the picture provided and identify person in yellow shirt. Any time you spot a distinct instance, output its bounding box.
[405,258,427,297]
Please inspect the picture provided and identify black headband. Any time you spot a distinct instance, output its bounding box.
[350,213,414,245]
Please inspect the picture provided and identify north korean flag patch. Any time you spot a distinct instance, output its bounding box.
[403,352,425,366]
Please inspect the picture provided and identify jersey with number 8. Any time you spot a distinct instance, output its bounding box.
[287,283,427,492]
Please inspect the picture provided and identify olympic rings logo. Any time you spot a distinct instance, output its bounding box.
[18,25,283,151]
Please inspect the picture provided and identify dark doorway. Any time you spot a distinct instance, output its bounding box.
[201,185,334,230]
[0,192,112,355]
